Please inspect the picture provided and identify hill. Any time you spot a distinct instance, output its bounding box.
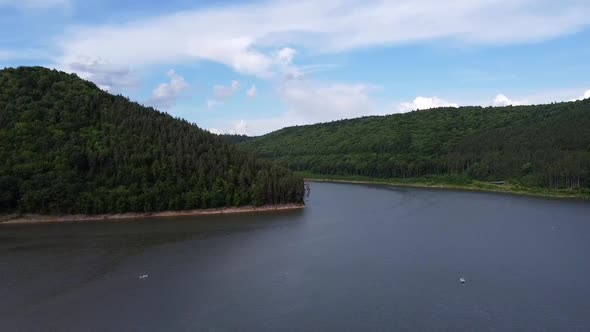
[243,100,590,193]
[0,67,304,215]
[220,134,253,144]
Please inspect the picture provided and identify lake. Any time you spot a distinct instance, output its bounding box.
[2,182,590,331]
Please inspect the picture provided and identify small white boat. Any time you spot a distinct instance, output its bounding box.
[139,274,149,279]
[459,277,466,283]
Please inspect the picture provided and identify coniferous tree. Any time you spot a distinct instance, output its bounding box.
[0,67,305,214]
[241,99,590,190]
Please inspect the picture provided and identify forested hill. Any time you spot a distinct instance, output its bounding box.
[243,100,590,190]
[0,67,304,215]
[220,134,252,144]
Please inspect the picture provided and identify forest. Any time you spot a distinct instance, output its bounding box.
[0,67,305,215]
[242,100,590,191]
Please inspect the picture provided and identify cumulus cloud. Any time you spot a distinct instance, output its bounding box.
[56,0,590,78]
[247,85,257,98]
[208,120,249,135]
[206,81,241,108]
[570,89,590,101]
[491,94,529,107]
[232,120,248,135]
[223,81,380,135]
[275,47,305,81]
[399,96,459,112]
[65,55,137,92]
[213,80,240,100]
[274,47,333,81]
[277,47,296,66]
[206,80,382,136]
[148,69,190,109]
[281,82,379,121]
[205,87,590,135]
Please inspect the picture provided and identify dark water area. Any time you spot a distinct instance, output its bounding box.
[2,182,590,331]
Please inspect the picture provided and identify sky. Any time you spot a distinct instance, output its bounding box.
[1,0,590,136]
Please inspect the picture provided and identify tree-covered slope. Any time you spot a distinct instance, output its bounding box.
[243,100,590,190]
[0,67,304,215]
[220,134,252,144]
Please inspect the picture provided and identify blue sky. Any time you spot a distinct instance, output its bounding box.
[1,0,590,135]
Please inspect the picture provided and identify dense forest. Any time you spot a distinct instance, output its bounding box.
[0,67,304,215]
[242,100,590,190]
[221,134,252,144]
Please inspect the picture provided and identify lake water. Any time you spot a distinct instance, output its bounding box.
[2,182,590,331]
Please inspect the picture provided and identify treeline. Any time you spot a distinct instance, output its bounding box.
[242,100,590,190]
[0,67,304,215]
[220,134,252,144]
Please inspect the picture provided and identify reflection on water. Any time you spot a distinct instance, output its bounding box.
[1,183,590,331]
[0,210,304,321]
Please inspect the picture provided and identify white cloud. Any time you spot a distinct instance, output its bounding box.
[274,47,332,81]
[247,85,257,98]
[206,80,241,107]
[207,87,590,135]
[213,80,240,100]
[218,81,382,135]
[207,100,220,109]
[208,120,249,135]
[570,89,590,101]
[399,96,459,112]
[56,0,590,78]
[233,120,248,135]
[275,47,304,81]
[277,47,296,66]
[281,82,379,121]
[148,69,190,109]
[65,55,137,92]
[491,94,529,107]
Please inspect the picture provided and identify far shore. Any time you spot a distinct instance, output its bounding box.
[0,204,305,225]
[304,177,589,201]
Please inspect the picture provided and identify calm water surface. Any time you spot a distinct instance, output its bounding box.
[2,182,590,331]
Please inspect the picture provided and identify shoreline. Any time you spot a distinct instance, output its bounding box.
[304,177,589,201]
[0,204,305,225]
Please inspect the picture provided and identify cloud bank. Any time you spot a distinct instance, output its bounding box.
[571,89,590,101]
[66,56,137,92]
[36,0,590,136]
[399,97,459,112]
[148,69,190,109]
[491,94,529,107]
[56,0,590,79]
